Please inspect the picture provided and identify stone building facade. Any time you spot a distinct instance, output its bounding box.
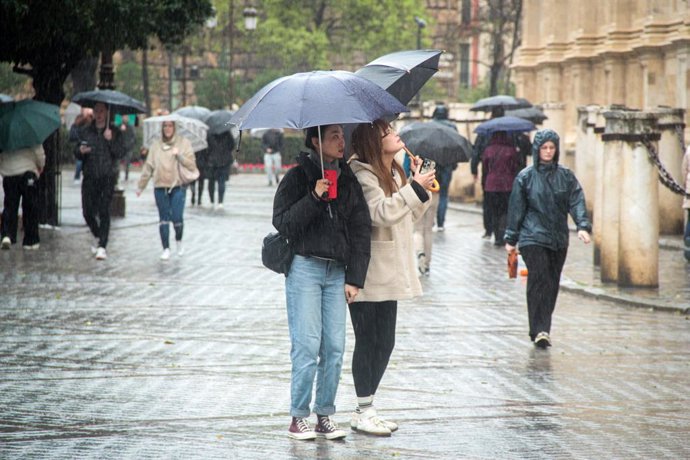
[512,0,690,150]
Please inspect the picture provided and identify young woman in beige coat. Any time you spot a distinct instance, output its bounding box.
[136,121,197,260]
[348,119,434,436]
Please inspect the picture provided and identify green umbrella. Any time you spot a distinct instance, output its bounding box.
[0,99,60,152]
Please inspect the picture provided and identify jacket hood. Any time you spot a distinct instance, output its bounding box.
[531,129,560,165]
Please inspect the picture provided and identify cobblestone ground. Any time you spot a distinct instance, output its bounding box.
[1,173,689,459]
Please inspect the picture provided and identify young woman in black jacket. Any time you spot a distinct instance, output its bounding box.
[272,124,371,440]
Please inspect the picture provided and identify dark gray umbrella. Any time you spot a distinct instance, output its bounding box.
[72,89,146,114]
[506,106,547,124]
[229,70,408,130]
[474,116,535,135]
[399,121,472,166]
[205,109,235,135]
[355,49,443,105]
[173,105,211,121]
[470,95,531,112]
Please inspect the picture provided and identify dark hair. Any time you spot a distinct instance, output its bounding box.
[351,119,407,196]
[304,125,340,150]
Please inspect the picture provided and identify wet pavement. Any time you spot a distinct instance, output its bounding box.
[1,171,689,459]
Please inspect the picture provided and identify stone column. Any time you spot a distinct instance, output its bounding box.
[602,111,660,287]
[592,109,606,266]
[652,107,685,234]
[599,113,624,282]
[575,105,599,216]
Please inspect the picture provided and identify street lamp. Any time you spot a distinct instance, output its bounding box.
[414,16,426,109]
[243,6,257,30]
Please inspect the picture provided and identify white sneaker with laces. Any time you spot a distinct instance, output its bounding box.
[95,247,107,260]
[1,237,10,250]
[160,248,171,261]
[350,407,391,436]
[22,243,40,250]
[91,239,99,255]
[176,241,184,256]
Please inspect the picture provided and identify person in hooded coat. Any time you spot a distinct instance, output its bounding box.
[272,124,371,441]
[504,129,591,349]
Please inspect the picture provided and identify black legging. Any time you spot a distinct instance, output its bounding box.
[348,300,397,398]
[519,245,568,340]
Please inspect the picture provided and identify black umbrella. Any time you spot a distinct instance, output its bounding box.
[399,121,472,166]
[173,105,212,121]
[470,95,531,112]
[72,89,146,114]
[474,116,535,135]
[205,109,235,135]
[355,49,443,105]
[505,106,547,124]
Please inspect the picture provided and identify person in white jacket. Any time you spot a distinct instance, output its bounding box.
[0,144,45,250]
[347,119,434,436]
[136,121,197,260]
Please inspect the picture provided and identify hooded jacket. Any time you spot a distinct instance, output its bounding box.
[482,132,521,192]
[504,129,591,250]
[272,151,371,288]
[137,133,196,190]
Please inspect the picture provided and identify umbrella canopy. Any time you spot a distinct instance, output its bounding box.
[474,115,536,135]
[355,49,443,105]
[229,70,408,130]
[206,109,240,136]
[0,94,13,103]
[173,105,211,121]
[0,99,60,152]
[143,114,209,152]
[72,89,146,115]
[399,121,472,165]
[505,106,547,124]
[470,95,531,112]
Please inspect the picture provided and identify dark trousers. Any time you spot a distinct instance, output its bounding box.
[190,177,205,205]
[485,191,511,244]
[481,175,492,235]
[81,175,115,248]
[348,300,397,397]
[520,245,568,340]
[684,210,690,261]
[1,172,40,246]
[207,166,228,204]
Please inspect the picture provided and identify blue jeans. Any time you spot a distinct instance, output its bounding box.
[436,166,453,228]
[154,187,186,249]
[285,255,346,417]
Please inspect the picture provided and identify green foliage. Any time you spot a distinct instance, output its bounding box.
[234,134,304,165]
[457,78,515,103]
[0,62,29,94]
[194,68,231,109]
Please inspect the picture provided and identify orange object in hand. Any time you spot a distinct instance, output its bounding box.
[520,268,529,276]
[508,251,518,279]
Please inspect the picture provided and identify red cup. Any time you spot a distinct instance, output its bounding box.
[323,169,337,200]
[508,251,518,279]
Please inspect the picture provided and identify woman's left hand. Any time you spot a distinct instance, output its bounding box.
[345,284,359,304]
[578,230,591,244]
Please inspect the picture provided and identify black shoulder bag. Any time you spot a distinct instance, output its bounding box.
[261,232,294,275]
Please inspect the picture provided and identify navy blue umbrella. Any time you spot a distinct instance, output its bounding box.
[474,116,535,135]
[229,70,408,130]
[506,106,547,124]
[355,49,443,105]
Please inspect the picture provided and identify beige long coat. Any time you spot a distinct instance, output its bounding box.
[138,134,196,190]
[349,157,431,302]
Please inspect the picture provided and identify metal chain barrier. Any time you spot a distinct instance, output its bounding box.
[641,134,689,198]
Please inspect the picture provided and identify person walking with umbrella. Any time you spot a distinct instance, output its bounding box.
[0,144,45,250]
[205,130,234,210]
[504,129,591,348]
[136,120,196,260]
[347,119,434,436]
[273,124,372,440]
[75,102,125,260]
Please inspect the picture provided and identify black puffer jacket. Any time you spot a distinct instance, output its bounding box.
[504,129,591,250]
[74,122,124,179]
[272,151,371,287]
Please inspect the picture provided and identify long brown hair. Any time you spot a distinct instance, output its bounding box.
[351,119,406,196]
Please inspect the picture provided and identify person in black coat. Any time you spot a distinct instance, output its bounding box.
[272,124,371,441]
[504,128,591,349]
[206,131,234,209]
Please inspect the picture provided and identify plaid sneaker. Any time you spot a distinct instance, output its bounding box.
[288,417,316,440]
[315,415,347,440]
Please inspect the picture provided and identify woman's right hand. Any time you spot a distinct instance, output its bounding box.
[314,178,331,199]
[505,243,517,253]
[413,169,436,191]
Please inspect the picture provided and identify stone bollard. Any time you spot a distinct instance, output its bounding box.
[601,111,659,287]
[591,109,606,266]
[652,107,685,235]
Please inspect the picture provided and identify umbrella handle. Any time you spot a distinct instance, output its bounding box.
[402,147,440,193]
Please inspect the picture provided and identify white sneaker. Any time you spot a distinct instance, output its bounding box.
[90,239,99,254]
[1,237,10,250]
[95,247,107,260]
[350,407,391,436]
[217,203,224,209]
[176,241,184,256]
[160,248,171,261]
[22,243,40,250]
